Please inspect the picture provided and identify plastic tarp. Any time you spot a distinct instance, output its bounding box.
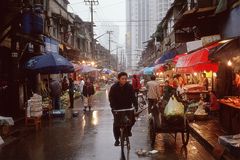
[176,43,219,73]
[154,50,177,65]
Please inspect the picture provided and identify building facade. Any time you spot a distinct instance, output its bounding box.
[125,0,172,71]
[0,0,102,117]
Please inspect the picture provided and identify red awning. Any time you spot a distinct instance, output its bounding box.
[176,43,219,73]
[173,53,187,63]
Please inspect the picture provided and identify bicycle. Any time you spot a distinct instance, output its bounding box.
[113,108,135,160]
[138,93,147,110]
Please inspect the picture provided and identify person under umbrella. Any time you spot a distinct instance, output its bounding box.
[83,78,95,111]
[49,78,62,110]
[68,78,75,108]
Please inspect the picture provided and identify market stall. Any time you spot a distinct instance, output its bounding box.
[219,97,240,134]
[25,53,74,119]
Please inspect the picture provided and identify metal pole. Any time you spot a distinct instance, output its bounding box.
[90,1,94,59]
[106,31,113,66]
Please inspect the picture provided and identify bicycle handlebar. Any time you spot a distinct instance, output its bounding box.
[113,107,135,112]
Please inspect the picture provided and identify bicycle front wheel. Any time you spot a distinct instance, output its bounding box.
[120,128,125,154]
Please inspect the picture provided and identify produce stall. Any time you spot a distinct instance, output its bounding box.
[219,97,240,134]
[183,84,208,101]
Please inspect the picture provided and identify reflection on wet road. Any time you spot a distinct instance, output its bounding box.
[0,90,214,160]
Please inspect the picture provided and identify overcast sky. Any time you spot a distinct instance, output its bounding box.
[68,0,126,46]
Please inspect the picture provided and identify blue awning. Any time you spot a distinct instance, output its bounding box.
[154,50,177,65]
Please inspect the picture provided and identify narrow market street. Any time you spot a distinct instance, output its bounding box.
[0,89,214,160]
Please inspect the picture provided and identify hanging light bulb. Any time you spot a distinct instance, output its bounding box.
[194,72,197,76]
[227,60,232,66]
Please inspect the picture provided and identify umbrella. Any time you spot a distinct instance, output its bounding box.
[80,65,98,73]
[25,53,74,74]
[102,68,114,74]
[72,62,82,72]
[143,67,154,75]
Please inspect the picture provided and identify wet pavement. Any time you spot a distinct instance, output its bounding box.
[0,88,215,160]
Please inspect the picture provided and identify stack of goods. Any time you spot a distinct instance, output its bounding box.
[60,92,69,109]
[27,94,43,117]
[184,84,205,92]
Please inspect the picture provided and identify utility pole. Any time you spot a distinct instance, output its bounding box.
[116,47,119,71]
[84,0,99,59]
[106,31,113,67]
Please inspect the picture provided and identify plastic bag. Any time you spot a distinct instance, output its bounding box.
[164,96,184,118]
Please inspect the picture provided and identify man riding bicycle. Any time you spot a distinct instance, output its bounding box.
[109,72,138,146]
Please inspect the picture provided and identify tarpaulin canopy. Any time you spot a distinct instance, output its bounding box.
[176,43,219,73]
[154,50,177,65]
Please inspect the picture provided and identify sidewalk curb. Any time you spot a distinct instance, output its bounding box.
[189,124,236,160]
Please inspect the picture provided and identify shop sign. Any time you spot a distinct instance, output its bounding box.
[201,35,221,46]
[44,37,59,54]
[186,40,202,52]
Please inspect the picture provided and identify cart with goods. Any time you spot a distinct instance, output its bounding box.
[149,96,189,147]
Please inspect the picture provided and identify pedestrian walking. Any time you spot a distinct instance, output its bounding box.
[132,74,141,99]
[146,75,161,113]
[109,72,138,146]
[83,78,95,111]
[49,78,62,110]
[68,78,75,108]
[79,78,85,101]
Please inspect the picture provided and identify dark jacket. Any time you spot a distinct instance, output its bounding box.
[163,85,175,101]
[68,81,75,95]
[82,83,95,97]
[109,82,138,110]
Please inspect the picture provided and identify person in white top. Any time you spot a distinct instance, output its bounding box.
[79,78,85,101]
[177,83,185,96]
[146,75,161,113]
